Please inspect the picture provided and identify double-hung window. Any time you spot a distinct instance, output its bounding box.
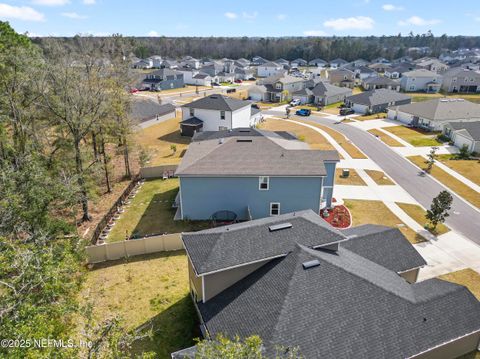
[270,203,280,216]
[259,176,269,190]
[189,108,195,117]
[220,111,225,120]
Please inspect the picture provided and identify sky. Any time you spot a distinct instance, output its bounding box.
[1,0,479,37]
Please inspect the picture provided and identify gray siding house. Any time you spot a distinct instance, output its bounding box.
[400,69,442,93]
[441,68,480,93]
[175,129,339,220]
[345,89,411,114]
[443,121,480,153]
[180,210,480,359]
[141,69,184,91]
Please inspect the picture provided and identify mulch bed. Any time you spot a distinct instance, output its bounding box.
[320,203,351,229]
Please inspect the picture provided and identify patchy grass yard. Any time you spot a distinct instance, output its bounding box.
[344,199,426,244]
[135,116,190,167]
[368,129,404,147]
[356,113,387,121]
[408,156,480,209]
[335,168,366,186]
[408,92,480,104]
[437,154,480,186]
[158,85,210,95]
[301,120,367,159]
[322,101,343,115]
[439,268,480,300]
[107,179,210,242]
[225,89,248,100]
[80,251,198,358]
[383,126,442,147]
[365,170,395,185]
[259,119,338,153]
[396,202,450,236]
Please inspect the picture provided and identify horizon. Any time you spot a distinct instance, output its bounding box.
[1,0,479,37]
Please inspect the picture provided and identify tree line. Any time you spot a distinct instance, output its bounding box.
[32,32,480,62]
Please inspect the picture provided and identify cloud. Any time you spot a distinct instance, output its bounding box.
[382,4,403,11]
[31,0,69,6]
[148,30,159,37]
[242,11,258,20]
[398,16,441,26]
[324,16,374,30]
[61,12,87,19]
[303,30,328,36]
[83,0,95,4]
[0,3,45,21]
[276,14,287,21]
[224,12,237,19]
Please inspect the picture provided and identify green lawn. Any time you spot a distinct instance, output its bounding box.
[80,251,198,358]
[383,126,442,147]
[106,178,210,242]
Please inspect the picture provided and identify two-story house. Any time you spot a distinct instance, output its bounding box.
[140,69,184,91]
[257,61,286,78]
[175,128,339,220]
[327,68,356,88]
[400,69,443,93]
[251,74,308,102]
[179,95,261,136]
[441,68,480,93]
[179,210,480,359]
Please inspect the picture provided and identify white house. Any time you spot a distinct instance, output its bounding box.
[180,94,262,136]
[257,61,286,78]
[400,69,443,93]
[443,121,480,153]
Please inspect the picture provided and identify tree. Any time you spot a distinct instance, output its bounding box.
[195,334,303,359]
[170,144,177,154]
[455,144,471,160]
[426,190,453,230]
[425,146,438,173]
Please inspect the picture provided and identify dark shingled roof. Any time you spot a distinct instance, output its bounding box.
[129,98,175,123]
[346,88,411,106]
[180,117,203,125]
[310,81,352,97]
[175,128,339,177]
[342,224,426,273]
[196,242,480,359]
[181,94,251,111]
[447,121,480,141]
[182,210,347,275]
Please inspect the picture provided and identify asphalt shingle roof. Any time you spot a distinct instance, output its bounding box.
[129,98,175,123]
[196,243,480,359]
[310,81,352,97]
[447,121,480,140]
[346,89,411,106]
[181,94,251,111]
[392,98,480,121]
[175,128,339,177]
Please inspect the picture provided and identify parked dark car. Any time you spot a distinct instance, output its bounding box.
[252,103,260,109]
[248,77,256,81]
[234,79,243,83]
[296,109,311,116]
[340,108,355,116]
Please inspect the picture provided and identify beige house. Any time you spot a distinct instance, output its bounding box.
[327,68,356,88]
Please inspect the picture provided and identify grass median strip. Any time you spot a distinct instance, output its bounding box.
[301,120,367,159]
[383,126,442,147]
[396,202,449,236]
[365,170,395,185]
[344,199,426,244]
[368,129,404,147]
[335,168,366,186]
[408,156,480,209]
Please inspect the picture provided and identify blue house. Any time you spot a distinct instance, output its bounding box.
[141,68,184,91]
[175,128,339,221]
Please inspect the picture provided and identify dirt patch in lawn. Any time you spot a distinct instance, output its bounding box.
[368,129,404,147]
[344,199,426,244]
[396,202,450,236]
[408,156,480,209]
[383,126,442,147]
[439,268,480,300]
[335,168,366,185]
[80,251,198,358]
[365,170,395,185]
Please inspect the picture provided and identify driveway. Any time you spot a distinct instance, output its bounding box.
[265,110,480,245]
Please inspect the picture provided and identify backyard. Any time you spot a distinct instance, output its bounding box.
[408,156,480,209]
[383,126,442,147]
[135,116,190,167]
[106,178,210,242]
[408,92,480,104]
[344,199,426,244]
[79,251,197,358]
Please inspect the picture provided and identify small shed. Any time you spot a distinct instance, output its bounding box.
[180,117,203,137]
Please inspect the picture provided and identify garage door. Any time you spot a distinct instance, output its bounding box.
[352,103,367,114]
[249,93,263,101]
[455,134,474,152]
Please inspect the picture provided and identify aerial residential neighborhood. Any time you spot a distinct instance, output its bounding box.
[2,1,480,358]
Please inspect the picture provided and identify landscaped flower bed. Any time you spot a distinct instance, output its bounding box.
[320,203,351,229]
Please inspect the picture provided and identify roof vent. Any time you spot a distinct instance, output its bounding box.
[302,259,320,270]
[268,222,292,232]
[239,129,251,133]
[236,139,252,143]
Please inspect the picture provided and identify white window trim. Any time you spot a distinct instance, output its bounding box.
[259,176,269,190]
[270,202,280,216]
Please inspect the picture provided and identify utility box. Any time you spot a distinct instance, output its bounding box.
[342,169,350,178]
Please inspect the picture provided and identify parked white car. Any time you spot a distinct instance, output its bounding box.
[290,99,301,106]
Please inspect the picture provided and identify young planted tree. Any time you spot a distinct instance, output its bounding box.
[426,190,453,231]
[425,146,439,173]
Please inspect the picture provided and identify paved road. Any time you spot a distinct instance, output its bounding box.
[265,110,480,244]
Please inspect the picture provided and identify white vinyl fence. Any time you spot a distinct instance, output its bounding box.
[85,233,183,263]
